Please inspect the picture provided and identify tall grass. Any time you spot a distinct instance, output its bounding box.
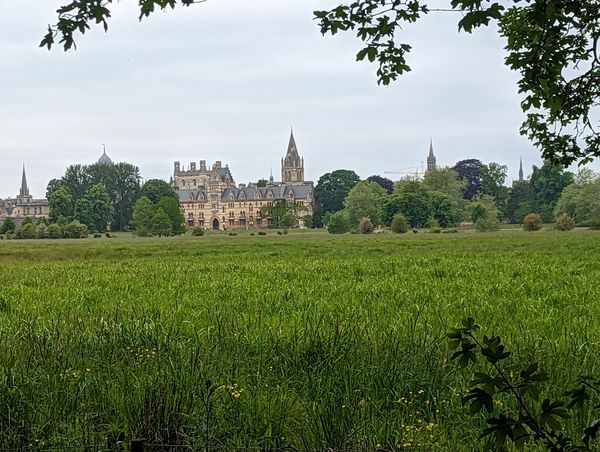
[0,230,598,449]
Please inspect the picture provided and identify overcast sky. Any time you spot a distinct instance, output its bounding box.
[1,1,597,198]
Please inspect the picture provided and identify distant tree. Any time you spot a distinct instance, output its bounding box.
[301,214,313,229]
[530,162,574,222]
[367,175,394,194]
[344,181,387,227]
[14,223,36,239]
[157,196,185,235]
[35,223,49,239]
[140,179,177,204]
[88,184,114,232]
[21,217,34,226]
[422,167,465,201]
[555,175,600,227]
[504,182,536,223]
[152,207,173,237]
[74,198,94,230]
[256,179,268,188]
[480,162,509,214]
[326,211,350,234]
[453,159,483,200]
[428,191,462,228]
[314,170,360,227]
[47,162,141,231]
[386,181,431,228]
[132,196,155,236]
[0,217,16,234]
[467,194,500,223]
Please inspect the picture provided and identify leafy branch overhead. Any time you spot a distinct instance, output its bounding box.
[315,0,600,167]
[43,0,599,166]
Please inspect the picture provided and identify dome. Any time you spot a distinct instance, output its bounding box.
[97,150,113,165]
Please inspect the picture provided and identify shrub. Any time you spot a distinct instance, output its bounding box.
[283,228,289,235]
[554,213,575,231]
[412,228,418,234]
[250,233,255,236]
[35,223,49,239]
[258,231,267,236]
[105,232,112,238]
[47,224,63,239]
[442,228,459,234]
[64,221,89,239]
[277,231,283,235]
[15,223,36,239]
[228,232,237,236]
[523,213,543,231]
[327,211,350,234]
[475,217,500,232]
[192,227,205,237]
[359,217,374,234]
[428,218,441,233]
[390,214,409,234]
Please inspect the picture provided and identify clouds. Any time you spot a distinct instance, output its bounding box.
[0,1,594,198]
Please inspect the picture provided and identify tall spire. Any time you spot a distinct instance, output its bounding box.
[286,128,300,160]
[20,163,29,197]
[426,138,436,172]
[281,128,304,183]
[519,157,524,181]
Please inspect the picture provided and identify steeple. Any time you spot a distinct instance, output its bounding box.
[519,157,524,181]
[426,137,437,172]
[281,128,304,183]
[20,163,30,197]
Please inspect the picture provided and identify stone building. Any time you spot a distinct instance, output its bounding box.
[2,165,50,223]
[174,131,314,230]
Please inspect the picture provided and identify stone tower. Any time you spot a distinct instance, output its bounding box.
[281,129,304,183]
[426,138,436,172]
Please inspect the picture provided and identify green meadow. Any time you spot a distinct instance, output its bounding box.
[0,230,599,450]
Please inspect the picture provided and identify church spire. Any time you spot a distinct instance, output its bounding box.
[281,128,305,183]
[519,157,524,181]
[20,163,30,197]
[426,138,436,172]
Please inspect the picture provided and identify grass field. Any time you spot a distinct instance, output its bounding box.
[0,229,599,450]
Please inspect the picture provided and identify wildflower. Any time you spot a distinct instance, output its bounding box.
[417,389,425,394]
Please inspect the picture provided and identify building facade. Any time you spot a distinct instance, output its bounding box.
[1,165,50,223]
[173,131,314,230]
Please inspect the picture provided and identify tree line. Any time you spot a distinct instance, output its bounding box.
[313,160,599,233]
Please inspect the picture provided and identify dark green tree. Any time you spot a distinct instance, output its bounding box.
[314,170,361,227]
[344,181,387,226]
[480,162,509,214]
[422,167,465,201]
[88,184,114,232]
[0,217,16,234]
[428,191,462,228]
[504,181,536,223]
[530,162,574,222]
[157,196,185,235]
[386,181,431,228]
[453,159,483,200]
[48,187,73,222]
[132,196,156,236]
[151,207,172,237]
[366,175,394,194]
[140,179,177,204]
[74,197,94,230]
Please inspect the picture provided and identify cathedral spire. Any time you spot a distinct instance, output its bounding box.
[519,157,524,181]
[281,128,305,183]
[426,138,436,172]
[20,163,30,197]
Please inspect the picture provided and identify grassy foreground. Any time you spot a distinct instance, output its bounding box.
[0,230,599,450]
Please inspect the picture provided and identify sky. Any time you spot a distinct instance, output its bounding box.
[1,1,597,199]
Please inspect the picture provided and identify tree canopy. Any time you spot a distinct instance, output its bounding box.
[42,1,599,166]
